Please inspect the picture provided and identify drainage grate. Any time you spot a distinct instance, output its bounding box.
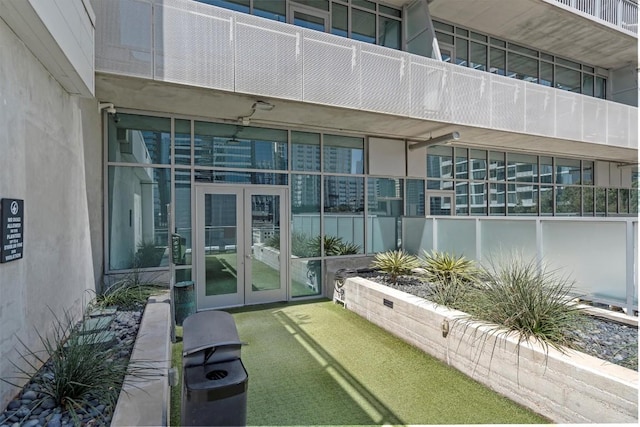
[206,370,229,381]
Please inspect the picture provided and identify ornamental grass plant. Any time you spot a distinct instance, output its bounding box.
[2,309,154,425]
[420,250,479,309]
[371,250,420,284]
[461,253,585,353]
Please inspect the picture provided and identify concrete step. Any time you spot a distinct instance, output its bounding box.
[80,315,114,334]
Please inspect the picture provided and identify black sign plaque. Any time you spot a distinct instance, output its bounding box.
[1,198,24,263]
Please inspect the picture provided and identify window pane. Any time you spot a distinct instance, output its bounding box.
[174,169,191,265]
[323,134,364,174]
[108,166,171,270]
[380,4,401,17]
[433,20,453,33]
[489,151,505,180]
[582,74,594,96]
[489,183,506,215]
[608,188,618,215]
[427,180,454,191]
[455,182,468,215]
[108,114,171,164]
[379,16,401,49]
[556,65,581,92]
[490,38,506,47]
[595,187,606,216]
[508,52,538,83]
[367,178,403,253]
[556,158,581,184]
[455,28,468,37]
[583,187,594,216]
[508,183,538,215]
[455,38,468,66]
[595,77,606,99]
[470,149,487,180]
[582,161,594,185]
[291,174,321,257]
[427,146,452,178]
[470,31,487,42]
[455,148,468,179]
[436,31,454,45]
[331,2,348,36]
[175,119,191,166]
[194,170,288,185]
[292,131,320,171]
[540,62,553,87]
[194,122,287,170]
[619,189,630,214]
[507,153,537,182]
[353,0,375,10]
[406,179,425,216]
[540,156,553,183]
[489,47,506,75]
[540,185,553,215]
[470,182,487,215]
[323,176,364,255]
[352,8,376,43]
[556,57,580,69]
[254,0,285,21]
[470,42,487,71]
[556,186,581,215]
[509,43,537,57]
[632,171,639,214]
[295,0,329,11]
[202,0,249,13]
[540,53,553,61]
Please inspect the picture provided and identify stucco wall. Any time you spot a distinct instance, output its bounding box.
[0,18,101,407]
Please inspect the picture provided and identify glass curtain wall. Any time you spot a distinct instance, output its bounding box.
[426,146,636,217]
[433,20,607,99]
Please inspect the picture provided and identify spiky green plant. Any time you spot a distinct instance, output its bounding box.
[461,253,584,354]
[420,250,478,284]
[371,250,420,284]
[2,309,156,425]
[308,235,360,257]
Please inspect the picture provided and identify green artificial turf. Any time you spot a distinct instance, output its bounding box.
[171,301,549,426]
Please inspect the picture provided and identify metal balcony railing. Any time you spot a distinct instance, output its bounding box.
[94,0,638,150]
[550,0,638,34]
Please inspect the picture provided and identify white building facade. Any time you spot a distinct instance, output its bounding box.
[0,0,637,406]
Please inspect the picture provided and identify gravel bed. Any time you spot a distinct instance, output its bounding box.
[0,308,143,427]
[365,274,638,371]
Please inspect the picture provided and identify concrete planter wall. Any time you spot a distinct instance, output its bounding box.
[343,277,638,424]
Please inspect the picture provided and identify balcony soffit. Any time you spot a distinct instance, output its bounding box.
[96,73,637,164]
[427,0,638,70]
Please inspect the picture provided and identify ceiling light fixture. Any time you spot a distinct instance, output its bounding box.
[409,131,460,150]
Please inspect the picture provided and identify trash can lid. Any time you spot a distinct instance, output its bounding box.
[175,281,194,288]
[182,311,244,357]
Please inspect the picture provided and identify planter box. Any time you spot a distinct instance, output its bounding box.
[342,277,638,424]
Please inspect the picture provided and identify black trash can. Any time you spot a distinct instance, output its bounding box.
[181,311,248,426]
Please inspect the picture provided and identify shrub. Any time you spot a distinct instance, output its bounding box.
[308,235,360,257]
[371,250,420,284]
[461,253,584,353]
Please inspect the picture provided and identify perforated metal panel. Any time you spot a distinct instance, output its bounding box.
[303,31,360,108]
[606,101,630,147]
[525,87,555,136]
[555,93,583,140]
[449,68,491,127]
[490,76,525,132]
[154,0,234,90]
[582,98,607,143]
[235,14,302,100]
[360,45,411,116]
[628,107,638,149]
[95,0,153,78]
[409,58,450,122]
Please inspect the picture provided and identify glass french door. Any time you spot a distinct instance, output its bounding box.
[195,185,288,309]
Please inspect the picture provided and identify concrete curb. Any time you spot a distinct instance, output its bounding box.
[111,293,172,426]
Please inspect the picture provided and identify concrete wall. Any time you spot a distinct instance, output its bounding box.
[0,17,101,407]
[342,277,638,423]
